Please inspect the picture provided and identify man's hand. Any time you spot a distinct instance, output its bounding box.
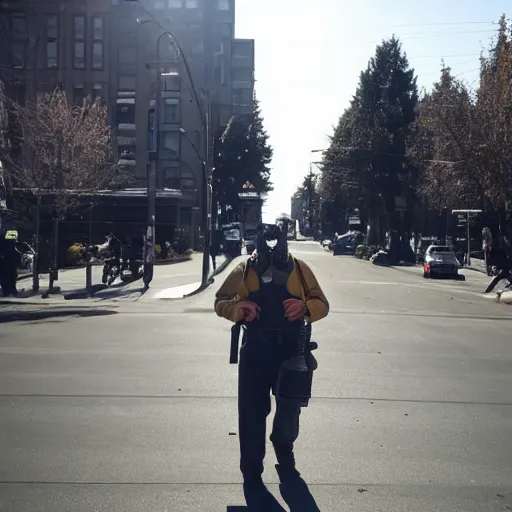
[283,298,306,322]
[233,300,260,323]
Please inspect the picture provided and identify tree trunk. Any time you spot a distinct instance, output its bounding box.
[48,218,59,291]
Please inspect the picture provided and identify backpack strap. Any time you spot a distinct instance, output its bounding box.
[241,257,252,283]
[294,257,309,301]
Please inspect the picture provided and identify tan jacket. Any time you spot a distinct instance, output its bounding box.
[214,256,329,323]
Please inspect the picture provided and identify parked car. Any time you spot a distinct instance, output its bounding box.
[416,237,438,263]
[332,231,365,256]
[423,245,464,279]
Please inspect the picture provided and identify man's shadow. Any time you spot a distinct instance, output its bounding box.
[228,476,321,512]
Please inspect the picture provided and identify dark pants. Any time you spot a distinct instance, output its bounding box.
[0,266,17,297]
[238,332,301,479]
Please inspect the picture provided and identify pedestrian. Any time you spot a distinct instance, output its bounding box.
[214,223,329,496]
[0,229,21,297]
[210,230,222,272]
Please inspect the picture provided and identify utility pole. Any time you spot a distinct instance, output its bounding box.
[452,209,482,266]
[143,51,164,289]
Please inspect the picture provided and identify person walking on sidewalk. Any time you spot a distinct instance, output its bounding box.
[210,229,223,272]
[214,223,329,494]
[0,229,21,297]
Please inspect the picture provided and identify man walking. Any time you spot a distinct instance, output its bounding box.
[214,223,329,497]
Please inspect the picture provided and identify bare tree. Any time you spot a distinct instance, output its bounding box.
[18,89,124,205]
[11,89,129,292]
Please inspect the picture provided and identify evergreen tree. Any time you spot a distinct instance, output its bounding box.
[212,94,273,224]
[320,37,418,255]
[293,170,320,235]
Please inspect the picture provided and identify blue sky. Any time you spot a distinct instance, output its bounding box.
[234,0,510,223]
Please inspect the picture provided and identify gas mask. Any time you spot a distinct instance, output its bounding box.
[253,223,289,274]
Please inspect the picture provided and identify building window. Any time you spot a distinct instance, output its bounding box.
[46,41,58,68]
[185,0,198,8]
[154,0,166,8]
[181,167,195,190]
[232,68,252,82]
[118,75,136,91]
[116,99,136,124]
[11,14,27,39]
[74,42,85,69]
[163,166,180,189]
[12,42,25,69]
[74,16,85,40]
[163,73,180,92]
[187,23,200,32]
[91,17,104,69]
[233,89,252,106]
[162,131,180,159]
[163,99,180,123]
[119,46,136,65]
[93,83,104,101]
[232,41,251,58]
[93,42,103,69]
[74,16,85,69]
[218,0,230,10]
[118,147,136,161]
[11,14,26,69]
[74,84,85,105]
[46,15,58,39]
[168,0,183,6]
[221,23,232,38]
[93,17,104,40]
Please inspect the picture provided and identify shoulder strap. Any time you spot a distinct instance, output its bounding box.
[242,257,252,282]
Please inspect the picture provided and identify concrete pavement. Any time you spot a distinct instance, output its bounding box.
[6,253,224,304]
[0,242,511,511]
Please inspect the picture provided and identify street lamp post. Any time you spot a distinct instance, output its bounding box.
[181,128,211,290]
[142,31,171,290]
[127,1,213,293]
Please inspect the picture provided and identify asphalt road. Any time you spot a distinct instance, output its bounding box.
[1,242,511,511]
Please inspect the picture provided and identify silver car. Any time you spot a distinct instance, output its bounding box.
[423,245,464,279]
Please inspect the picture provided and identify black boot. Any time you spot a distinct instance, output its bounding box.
[243,474,286,511]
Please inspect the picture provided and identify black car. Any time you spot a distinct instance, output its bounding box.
[332,231,365,256]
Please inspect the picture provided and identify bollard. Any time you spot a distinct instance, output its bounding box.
[86,261,92,296]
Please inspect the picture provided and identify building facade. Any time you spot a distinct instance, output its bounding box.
[0,0,255,247]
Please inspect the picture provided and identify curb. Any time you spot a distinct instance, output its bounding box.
[463,265,487,275]
[154,256,193,266]
[0,307,118,324]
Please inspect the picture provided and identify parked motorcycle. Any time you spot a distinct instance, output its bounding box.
[119,257,143,283]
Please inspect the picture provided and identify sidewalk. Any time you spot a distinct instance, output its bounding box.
[4,253,230,306]
[141,253,227,300]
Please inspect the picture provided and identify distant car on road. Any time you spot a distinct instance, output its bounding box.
[332,231,365,256]
[423,245,464,280]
